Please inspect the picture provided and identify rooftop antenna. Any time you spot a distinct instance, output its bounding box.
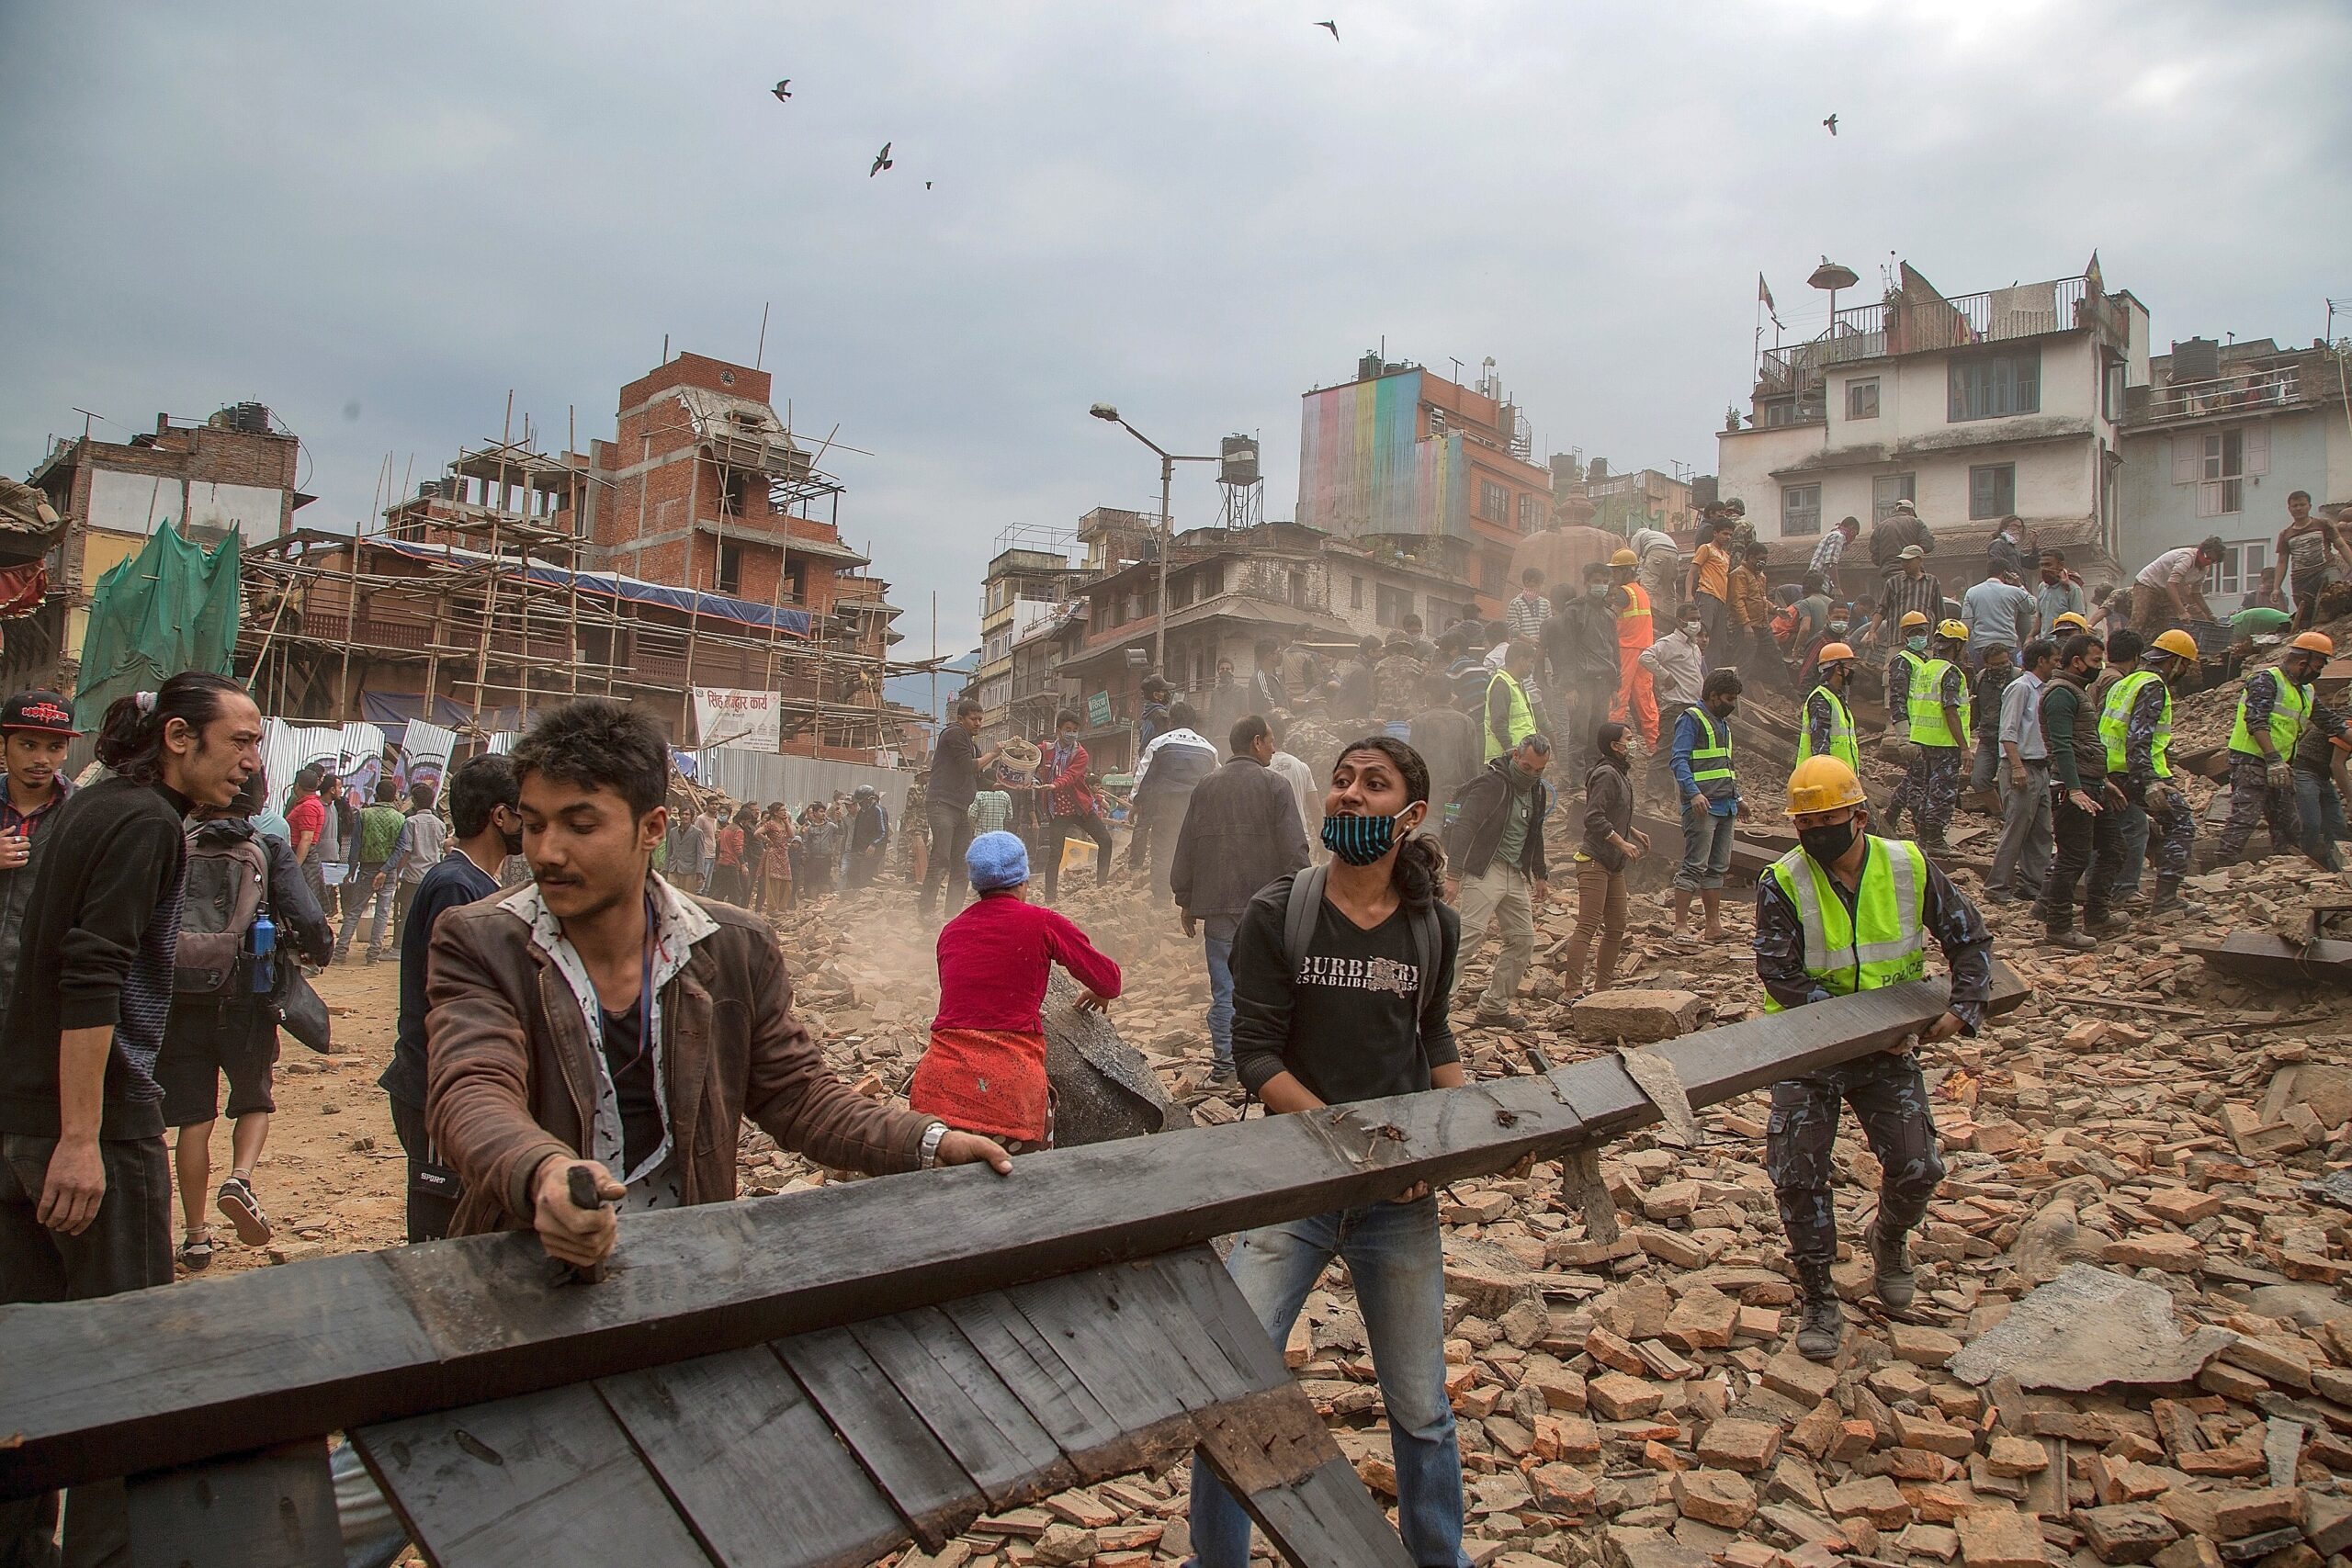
[70,407,107,443]
[754,301,771,370]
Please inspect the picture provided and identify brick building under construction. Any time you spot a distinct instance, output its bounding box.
[240,353,915,760]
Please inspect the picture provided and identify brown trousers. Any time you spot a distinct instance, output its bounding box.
[1559,858,1627,994]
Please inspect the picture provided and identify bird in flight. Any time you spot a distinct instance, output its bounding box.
[1822,113,1838,135]
[772,79,791,102]
[925,180,933,189]
[870,142,893,176]
[1316,19,1339,39]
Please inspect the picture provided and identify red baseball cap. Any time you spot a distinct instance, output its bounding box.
[0,691,80,737]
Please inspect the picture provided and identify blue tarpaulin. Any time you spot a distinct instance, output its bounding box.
[376,538,811,637]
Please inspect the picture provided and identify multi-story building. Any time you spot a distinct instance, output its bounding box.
[1717,261,2147,593]
[18,404,311,693]
[2117,337,2352,613]
[973,528,1091,740]
[1295,353,1555,615]
[1582,461,1697,540]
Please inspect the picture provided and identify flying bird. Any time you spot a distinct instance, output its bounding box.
[1316,19,1338,39]
[925,180,933,189]
[1822,113,1838,135]
[870,142,893,176]
[771,79,791,102]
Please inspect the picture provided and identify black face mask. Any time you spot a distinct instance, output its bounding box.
[1797,817,1859,864]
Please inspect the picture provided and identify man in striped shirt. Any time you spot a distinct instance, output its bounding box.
[1873,547,1944,650]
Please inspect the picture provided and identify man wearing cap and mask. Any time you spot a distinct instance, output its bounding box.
[1798,643,1861,775]
[1756,754,1991,1361]
[2099,627,2204,917]
[1874,545,1945,654]
[2215,632,2345,866]
[1883,610,1932,753]
[0,691,78,1039]
[1887,621,1972,848]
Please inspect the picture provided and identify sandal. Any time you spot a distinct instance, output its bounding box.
[217,1175,272,1247]
[177,1234,220,1270]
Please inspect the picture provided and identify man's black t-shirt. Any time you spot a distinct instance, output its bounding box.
[1228,874,1460,1105]
[930,727,981,811]
[599,998,663,1178]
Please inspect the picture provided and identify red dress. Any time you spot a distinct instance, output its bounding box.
[910,892,1123,1144]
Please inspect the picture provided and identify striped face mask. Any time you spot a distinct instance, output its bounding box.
[1320,813,1400,866]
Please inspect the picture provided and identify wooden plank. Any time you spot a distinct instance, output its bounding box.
[595,1347,902,1568]
[0,964,2027,1497]
[2188,931,2352,987]
[1193,1389,1414,1568]
[350,1382,709,1568]
[939,1291,1143,1473]
[1151,1248,1291,1393]
[774,1328,982,1550]
[1011,1267,1214,1423]
[125,1439,340,1568]
[847,1310,1072,1506]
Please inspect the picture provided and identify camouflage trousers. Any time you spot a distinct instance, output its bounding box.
[1765,1049,1946,1272]
[2125,779,2198,883]
[1889,746,1963,840]
[2215,752,2301,863]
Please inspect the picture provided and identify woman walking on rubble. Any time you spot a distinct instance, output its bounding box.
[755,802,795,914]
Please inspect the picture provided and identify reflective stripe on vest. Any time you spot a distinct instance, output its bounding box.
[2228,667,2311,761]
[1907,659,1970,748]
[1795,687,1860,773]
[1760,835,1928,1012]
[2099,670,2173,779]
[1682,705,1734,785]
[1483,669,1537,763]
[1616,581,1653,648]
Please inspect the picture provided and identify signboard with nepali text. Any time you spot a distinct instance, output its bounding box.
[1087,691,1114,729]
[691,687,781,751]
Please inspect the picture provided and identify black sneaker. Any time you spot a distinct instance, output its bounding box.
[2041,929,2096,951]
[1474,1008,1530,1031]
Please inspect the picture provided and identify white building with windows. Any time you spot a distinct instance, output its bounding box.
[1716,260,2145,589]
[2116,337,2352,614]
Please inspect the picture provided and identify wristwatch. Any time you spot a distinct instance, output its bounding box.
[918,1121,949,1169]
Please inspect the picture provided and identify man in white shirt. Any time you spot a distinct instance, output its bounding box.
[1265,718,1321,850]
[1985,638,2056,903]
[1133,704,1221,903]
[1632,526,1681,643]
[2132,536,2224,636]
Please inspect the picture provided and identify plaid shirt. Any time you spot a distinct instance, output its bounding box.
[1807,528,1849,579]
[968,790,1013,835]
[0,773,70,838]
[1875,572,1945,637]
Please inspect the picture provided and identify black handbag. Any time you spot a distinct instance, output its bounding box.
[277,968,333,1054]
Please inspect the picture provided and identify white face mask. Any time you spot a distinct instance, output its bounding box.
[1682,621,1702,638]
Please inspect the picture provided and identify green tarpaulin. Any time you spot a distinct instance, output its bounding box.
[73,524,243,729]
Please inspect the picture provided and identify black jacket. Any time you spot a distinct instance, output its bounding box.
[1443,757,1553,882]
[1544,598,1621,682]
[1580,759,1636,873]
[1170,757,1311,919]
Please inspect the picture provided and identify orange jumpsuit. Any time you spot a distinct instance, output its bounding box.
[1611,581,1659,746]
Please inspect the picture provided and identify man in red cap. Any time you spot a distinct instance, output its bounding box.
[0,690,78,1034]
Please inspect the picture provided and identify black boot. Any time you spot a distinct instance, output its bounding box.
[1868,1220,1916,1310]
[1794,1264,1844,1362]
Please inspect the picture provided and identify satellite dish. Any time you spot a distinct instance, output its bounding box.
[1808,259,1860,291]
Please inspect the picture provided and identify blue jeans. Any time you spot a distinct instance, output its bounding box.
[337,863,393,953]
[1969,729,2003,793]
[1203,915,1239,1064]
[2114,801,2150,897]
[2297,768,2348,868]
[1674,801,1736,891]
[1187,1197,1466,1568]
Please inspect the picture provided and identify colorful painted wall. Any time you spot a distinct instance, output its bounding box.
[1296,371,1468,541]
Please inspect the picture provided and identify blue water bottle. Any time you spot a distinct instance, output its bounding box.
[249,908,277,995]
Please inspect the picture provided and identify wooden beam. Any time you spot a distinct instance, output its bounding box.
[2188,931,2352,987]
[0,964,2025,1499]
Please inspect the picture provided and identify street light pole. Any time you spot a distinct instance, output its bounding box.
[1090,403,1219,682]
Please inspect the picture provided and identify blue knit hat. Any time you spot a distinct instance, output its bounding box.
[967,830,1030,892]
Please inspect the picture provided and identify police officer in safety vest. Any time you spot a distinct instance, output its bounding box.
[1885,620,1970,849]
[2098,626,2204,918]
[1883,611,1932,749]
[1482,640,1541,764]
[1797,642,1862,775]
[1670,668,1747,941]
[2216,631,2342,866]
[1757,755,1994,1361]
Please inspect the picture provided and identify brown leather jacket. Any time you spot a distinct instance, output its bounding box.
[424,887,932,1237]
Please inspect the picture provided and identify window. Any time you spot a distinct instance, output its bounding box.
[2102,357,2127,423]
[2199,429,2245,516]
[1781,483,1821,537]
[1350,574,1364,610]
[1968,463,2017,520]
[1375,583,1414,628]
[2206,540,2268,600]
[1479,551,1507,593]
[1846,378,1881,421]
[1949,348,2041,421]
[1871,472,1917,523]
[717,540,744,594]
[1518,492,1543,533]
[1478,479,1508,522]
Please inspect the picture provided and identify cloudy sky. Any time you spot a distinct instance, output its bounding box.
[3,0,2346,656]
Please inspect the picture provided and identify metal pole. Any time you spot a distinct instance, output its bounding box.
[1156,454,1172,676]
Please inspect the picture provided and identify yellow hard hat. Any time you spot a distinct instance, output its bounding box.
[1816,641,1856,665]
[1899,611,1930,630]
[2052,611,2090,632]
[1788,755,1867,817]
[1610,547,1638,568]
[1935,619,1969,642]
[2291,631,2335,656]
[2151,628,2200,662]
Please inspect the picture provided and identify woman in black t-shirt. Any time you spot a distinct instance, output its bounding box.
[1189,736,1472,1568]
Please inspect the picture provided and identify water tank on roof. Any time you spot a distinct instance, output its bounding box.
[1219,435,1260,488]
[2171,337,2221,382]
[1692,475,1720,509]
[1358,351,1385,382]
[220,402,272,434]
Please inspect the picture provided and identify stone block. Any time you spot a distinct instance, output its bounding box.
[1954,1505,2051,1568]
[1589,1371,1663,1422]
[1569,988,1709,1043]
[1894,1408,1982,1459]
[1824,1473,1913,1529]
[1670,1468,1758,1529]
[2075,1504,2178,1564]
[1694,1417,1781,1473]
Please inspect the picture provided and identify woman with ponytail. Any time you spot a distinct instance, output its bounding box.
[1187,733,1471,1568]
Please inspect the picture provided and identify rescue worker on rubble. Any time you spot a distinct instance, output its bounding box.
[1885,620,1970,848]
[1883,611,1932,750]
[1796,642,1862,775]
[2216,632,2343,867]
[2035,633,2132,951]
[1609,547,1659,748]
[1757,755,1993,1361]
[2099,626,2205,919]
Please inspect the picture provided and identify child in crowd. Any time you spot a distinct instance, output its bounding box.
[909,832,1121,1153]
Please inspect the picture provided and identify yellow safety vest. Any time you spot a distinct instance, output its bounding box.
[1796,687,1860,773]
[2099,670,2173,780]
[1681,705,1735,791]
[1483,669,1537,763]
[1761,836,1929,1011]
[2228,668,2312,761]
[1907,659,1970,749]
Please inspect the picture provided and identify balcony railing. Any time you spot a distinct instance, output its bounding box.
[1759,273,2100,395]
[2136,367,2305,424]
